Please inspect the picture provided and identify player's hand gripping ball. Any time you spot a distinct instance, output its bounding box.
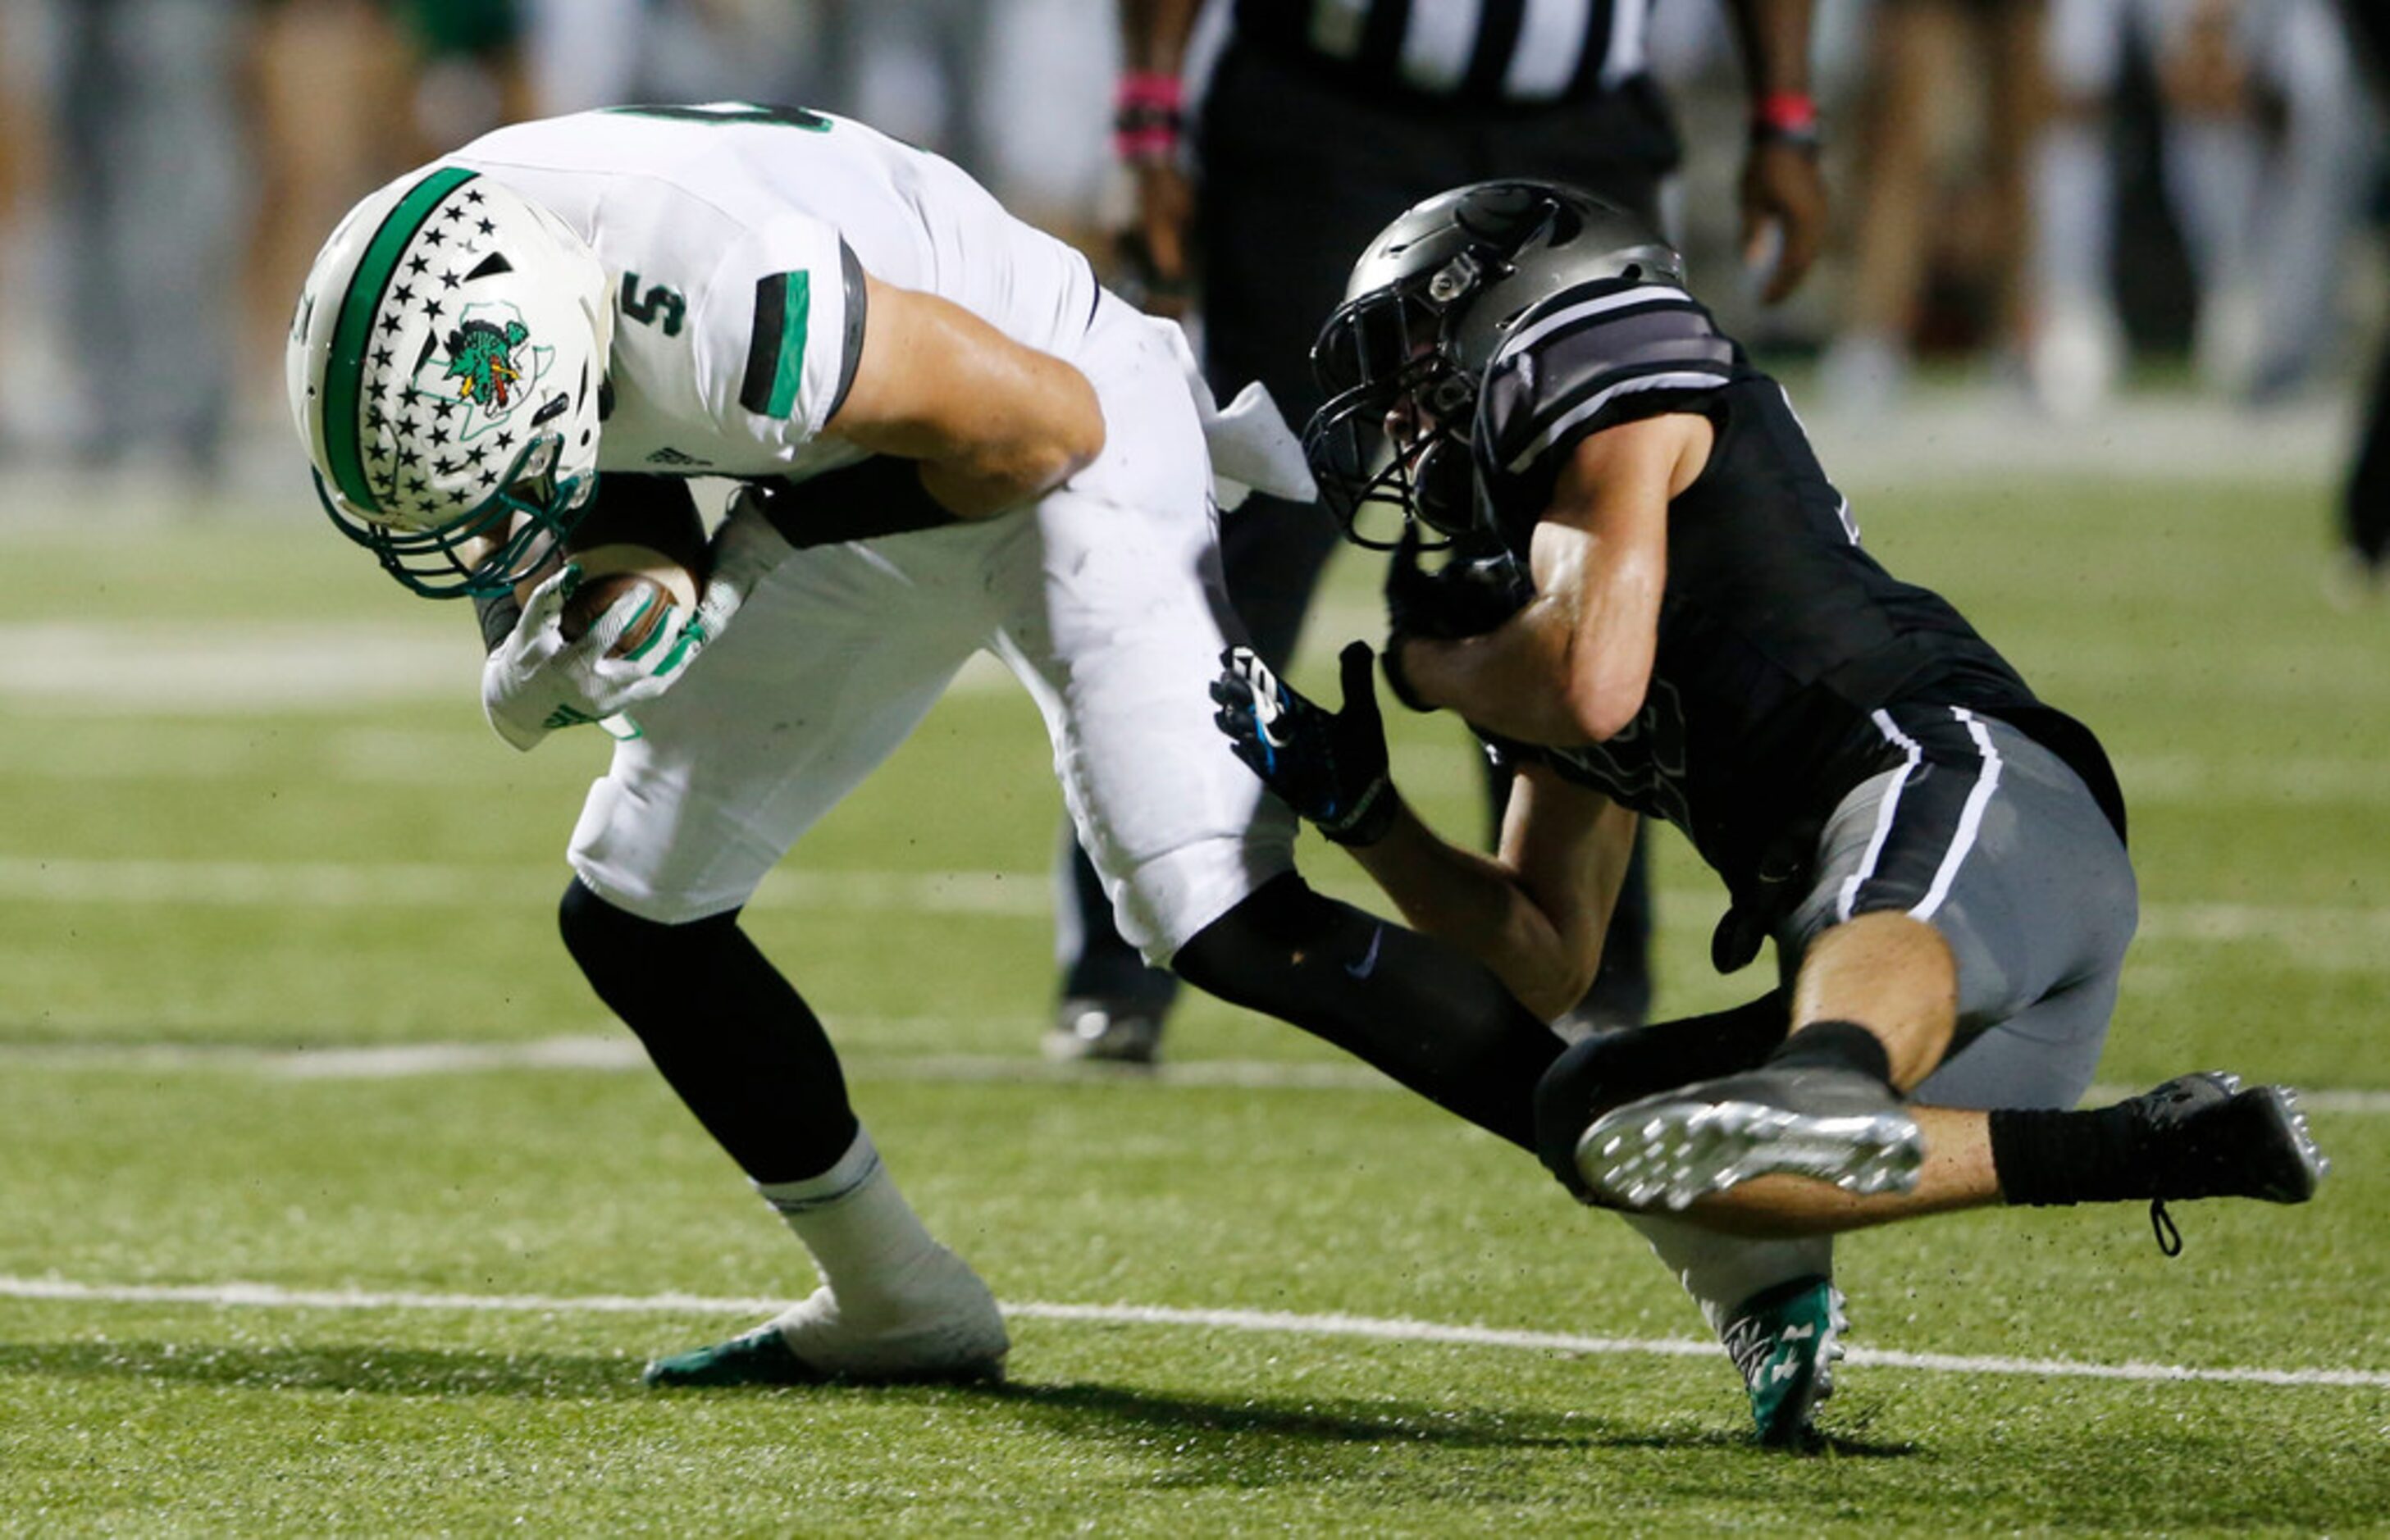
[481,484,797,750]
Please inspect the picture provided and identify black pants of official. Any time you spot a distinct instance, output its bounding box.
[1057,39,1681,1025]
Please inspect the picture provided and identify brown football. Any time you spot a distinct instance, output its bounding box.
[513,490,711,658]
[559,567,682,654]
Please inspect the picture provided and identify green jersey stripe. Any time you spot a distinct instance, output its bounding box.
[738,271,814,420]
[322,166,479,513]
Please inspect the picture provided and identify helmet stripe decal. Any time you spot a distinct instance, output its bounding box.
[321,166,480,514]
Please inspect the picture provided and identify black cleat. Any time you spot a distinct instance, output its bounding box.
[1576,1066,1923,1212]
[2132,1072,2330,1204]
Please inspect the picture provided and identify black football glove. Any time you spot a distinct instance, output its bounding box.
[1211,641,1398,846]
[1384,526,1534,642]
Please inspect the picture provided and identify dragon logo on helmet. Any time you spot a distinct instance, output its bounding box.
[444,317,529,408]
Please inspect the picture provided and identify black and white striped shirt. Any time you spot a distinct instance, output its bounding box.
[1231,0,1658,103]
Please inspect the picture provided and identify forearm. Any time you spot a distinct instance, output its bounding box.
[1118,0,1204,73]
[1402,613,1586,745]
[1348,804,1596,1021]
[1399,589,1650,747]
[1726,0,1814,99]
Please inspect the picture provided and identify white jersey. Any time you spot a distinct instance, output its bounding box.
[443,104,1101,482]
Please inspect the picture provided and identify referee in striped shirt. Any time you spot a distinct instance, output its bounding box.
[1048,0,1829,1065]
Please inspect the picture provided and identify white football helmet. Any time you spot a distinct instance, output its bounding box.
[287,166,616,598]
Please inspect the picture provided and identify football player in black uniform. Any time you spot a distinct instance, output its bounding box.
[1214,181,2328,1437]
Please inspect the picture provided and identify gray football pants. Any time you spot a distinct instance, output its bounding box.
[1630,708,2137,1333]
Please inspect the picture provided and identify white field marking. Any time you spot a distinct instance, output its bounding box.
[11,727,2390,813]
[12,854,2390,940]
[0,1276,2382,1390]
[0,856,1048,917]
[6,1033,2388,1114]
[11,854,2390,968]
[0,625,1016,715]
[0,1034,1399,1091]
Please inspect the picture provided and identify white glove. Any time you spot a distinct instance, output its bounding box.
[480,497,795,752]
[481,566,620,751]
[1149,316,1320,511]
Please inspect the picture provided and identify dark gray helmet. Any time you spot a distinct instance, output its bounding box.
[1304,180,1685,548]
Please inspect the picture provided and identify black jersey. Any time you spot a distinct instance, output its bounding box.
[1464,278,2124,922]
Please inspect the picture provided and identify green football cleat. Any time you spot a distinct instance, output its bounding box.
[1720,1274,1848,1447]
[644,1271,1010,1390]
[644,1323,827,1388]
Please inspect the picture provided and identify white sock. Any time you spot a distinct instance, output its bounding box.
[1620,1212,1836,1337]
[753,1129,948,1320]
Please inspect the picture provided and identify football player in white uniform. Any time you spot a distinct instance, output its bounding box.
[288,104,1653,1401]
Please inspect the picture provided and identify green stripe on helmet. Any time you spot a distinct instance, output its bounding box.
[321,166,480,515]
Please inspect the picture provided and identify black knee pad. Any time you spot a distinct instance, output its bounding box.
[1533,990,1791,1199]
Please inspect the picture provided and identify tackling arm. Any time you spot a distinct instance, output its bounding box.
[829,272,1106,519]
[1209,645,1636,1021]
[1347,764,1638,1022]
[1397,411,1708,746]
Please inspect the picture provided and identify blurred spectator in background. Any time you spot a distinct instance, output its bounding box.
[2026,0,2374,419]
[0,0,58,458]
[2335,0,2388,593]
[1817,0,2046,416]
[1046,0,1830,1068]
[246,0,417,454]
[30,0,254,480]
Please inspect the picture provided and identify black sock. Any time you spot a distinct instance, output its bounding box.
[559,877,860,1182]
[1988,1103,2153,1206]
[1173,874,1562,1151]
[1763,1018,1894,1091]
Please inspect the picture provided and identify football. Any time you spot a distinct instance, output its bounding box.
[514,486,712,658]
[558,549,700,655]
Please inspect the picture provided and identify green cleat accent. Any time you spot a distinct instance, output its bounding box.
[1721,1275,1847,1447]
[642,1319,1008,1390]
[643,1324,825,1388]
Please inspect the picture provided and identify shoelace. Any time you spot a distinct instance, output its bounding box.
[2149,1198,2183,1257]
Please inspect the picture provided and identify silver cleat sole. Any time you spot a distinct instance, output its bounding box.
[1576,1097,1927,1211]
[2262,1085,2333,1195]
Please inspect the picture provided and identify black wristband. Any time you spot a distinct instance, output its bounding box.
[473,588,522,654]
[1317,776,1399,848]
[1380,634,1434,713]
[1749,121,1823,154]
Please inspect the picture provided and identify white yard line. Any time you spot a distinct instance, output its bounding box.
[5,1032,2388,1115]
[8,854,2390,951]
[0,1275,2379,1390]
[0,624,1018,713]
[0,856,1044,915]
